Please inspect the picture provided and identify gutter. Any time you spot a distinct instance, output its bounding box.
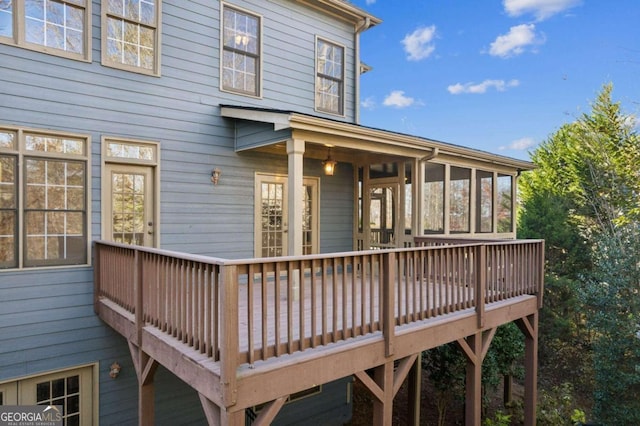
[354,17,372,124]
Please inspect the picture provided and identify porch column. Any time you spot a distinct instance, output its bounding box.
[286,138,305,256]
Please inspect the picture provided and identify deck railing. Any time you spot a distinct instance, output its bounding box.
[94,238,543,394]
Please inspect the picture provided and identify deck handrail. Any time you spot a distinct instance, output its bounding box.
[94,238,544,406]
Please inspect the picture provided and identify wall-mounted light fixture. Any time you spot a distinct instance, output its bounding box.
[211,168,222,185]
[109,362,121,379]
[322,149,337,176]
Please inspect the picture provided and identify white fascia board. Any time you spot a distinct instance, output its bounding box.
[220,106,292,131]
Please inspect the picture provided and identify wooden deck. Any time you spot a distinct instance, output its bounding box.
[93,238,544,425]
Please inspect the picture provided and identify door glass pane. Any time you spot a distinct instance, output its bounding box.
[260,182,284,257]
[35,374,81,423]
[112,171,145,245]
[302,184,312,255]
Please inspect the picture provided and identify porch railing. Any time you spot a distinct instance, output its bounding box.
[94,238,543,396]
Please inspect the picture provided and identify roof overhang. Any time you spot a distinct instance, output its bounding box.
[293,0,382,29]
[220,105,535,172]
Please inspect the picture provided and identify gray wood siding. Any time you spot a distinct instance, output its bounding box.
[0,0,359,423]
[235,122,292,151]
[271,377,353,426]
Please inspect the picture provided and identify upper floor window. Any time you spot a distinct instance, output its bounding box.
[221,4,261,97]
[0,0,91,60]
[102,0,160,75]
[315,38,344,115]
[0,126,88,269]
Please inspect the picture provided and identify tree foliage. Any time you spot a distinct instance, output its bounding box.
[519,83,640,423]
[423,343,467,426]
[580,227,640,424]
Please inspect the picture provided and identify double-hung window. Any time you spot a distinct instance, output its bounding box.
[0,0,91,60]
[102,0,160,75]
[221,4,261,97]
[0,127,88,269]
[315,38,344,115]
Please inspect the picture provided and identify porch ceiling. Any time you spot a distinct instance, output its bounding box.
[220,105,535,172]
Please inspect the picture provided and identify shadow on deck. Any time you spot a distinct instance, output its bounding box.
[93,238,544,425]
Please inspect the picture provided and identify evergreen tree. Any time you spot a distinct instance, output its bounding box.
[519,83,640,423]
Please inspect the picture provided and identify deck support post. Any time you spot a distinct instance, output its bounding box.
[127,342,158,426]
[198,394,244,426]
[251,396,288,426]
[517,312,538,426]
[461,333,482,426]
[355,355,418,426]
[372,361,394,426]
[458,328,496,426]
[407,351,422,426]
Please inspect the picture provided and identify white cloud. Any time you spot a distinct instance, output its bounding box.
[447,79,520,95]
[489,24,541,58]
[499,137,537,151]
[402,25,437,61]
[361,96,376,109]
[383,91,415,108]
[503,0,581,21]
[365,0,376,4]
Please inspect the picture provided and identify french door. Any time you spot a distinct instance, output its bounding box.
[104,164,155,247]
[255,174,318,257]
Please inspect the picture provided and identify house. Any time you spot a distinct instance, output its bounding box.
[0,1,543,425]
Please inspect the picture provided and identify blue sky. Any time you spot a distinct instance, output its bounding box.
[352,0,640,160]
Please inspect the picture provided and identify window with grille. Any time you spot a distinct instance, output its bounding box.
[0,127,88,269]
[221,4,261,96]
[315,38,344,115]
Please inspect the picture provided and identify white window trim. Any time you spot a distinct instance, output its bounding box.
[0,125,91,271]
[219,2,263,99]
[0,0,92,61]
[314,35,346,117]
[100,0,162,76]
